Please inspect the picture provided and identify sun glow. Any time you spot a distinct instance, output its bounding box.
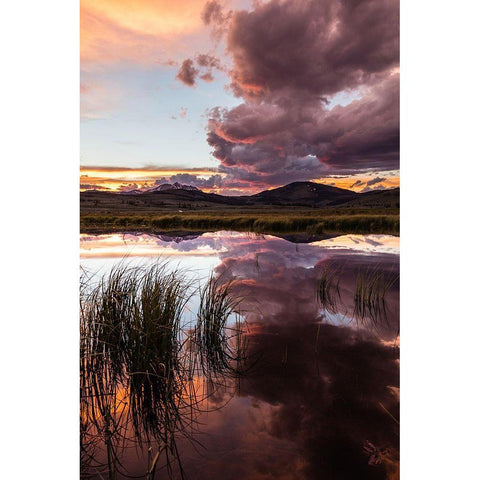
[313,174,400,193]
[80,167,225,191]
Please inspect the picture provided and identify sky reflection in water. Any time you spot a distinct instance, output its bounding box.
[80,231,399,479]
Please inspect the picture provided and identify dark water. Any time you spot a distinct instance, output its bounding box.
[80,231,399,479]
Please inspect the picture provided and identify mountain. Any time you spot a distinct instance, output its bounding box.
[250,181,357,206]
[120,181,358,207]
[81,181,399,210]
[147,182,199,193]
[119,189,143,195]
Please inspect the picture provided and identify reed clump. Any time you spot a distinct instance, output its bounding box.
[315,264,341,313]
[194,274,247,377]
[80,263,247,479]
[80,263,195,478]
[353,266,398,325]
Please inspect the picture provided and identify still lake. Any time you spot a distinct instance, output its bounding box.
[80,231,399,480]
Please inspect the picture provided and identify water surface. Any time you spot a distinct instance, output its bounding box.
[80,231,399,479]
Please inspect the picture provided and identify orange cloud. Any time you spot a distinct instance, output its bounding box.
[81,0,210,64]
[80,166,224,191]
[313,175,400,193]
[84,0,205,37]
[81,166,219,178]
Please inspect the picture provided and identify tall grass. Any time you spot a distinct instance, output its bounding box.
[315,265,341,313]
[80,263,195,479]
[81,212,400,235]
[80,263,246,479]
[194,274,246,378]
[353,266,398,325]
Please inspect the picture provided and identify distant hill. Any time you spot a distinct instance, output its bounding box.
[81,181,399,211]
[250,181,357,206]
[337,187,399,208]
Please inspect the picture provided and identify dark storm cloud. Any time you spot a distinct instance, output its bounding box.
[202,0,399,189]
[208,73,399,185]
[227,0,398,98]
[176,59,199,86]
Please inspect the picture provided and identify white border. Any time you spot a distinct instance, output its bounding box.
[2,0,480,478]
[1,1,79,477]
[401,0,480,477]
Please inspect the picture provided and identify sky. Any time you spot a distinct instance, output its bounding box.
[81,0,399,195]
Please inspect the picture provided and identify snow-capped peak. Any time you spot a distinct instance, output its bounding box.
[148,182,200,192]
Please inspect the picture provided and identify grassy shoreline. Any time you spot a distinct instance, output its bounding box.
[80,211,399,235]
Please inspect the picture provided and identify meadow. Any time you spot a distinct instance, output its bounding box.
[80,209,399,235]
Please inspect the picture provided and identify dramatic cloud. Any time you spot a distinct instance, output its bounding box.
[227,0,398,98]
[82,0,400,194]
[203,0,399,189]
[208,72,399,186]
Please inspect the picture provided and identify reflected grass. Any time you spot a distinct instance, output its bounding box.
[80,263,246,479]
[315,264,341,314]
[80,263,192,478]
[194,274,247,378]
[354,266,398,325]
[313,261,398,329]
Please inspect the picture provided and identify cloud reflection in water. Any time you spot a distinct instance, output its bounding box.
[80,231,399,479]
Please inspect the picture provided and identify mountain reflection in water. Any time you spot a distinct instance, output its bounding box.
[80,231,399,479]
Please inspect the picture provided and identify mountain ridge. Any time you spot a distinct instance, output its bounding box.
[82,181,399,209]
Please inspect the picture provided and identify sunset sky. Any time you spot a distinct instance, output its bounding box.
[81,0,399,194]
